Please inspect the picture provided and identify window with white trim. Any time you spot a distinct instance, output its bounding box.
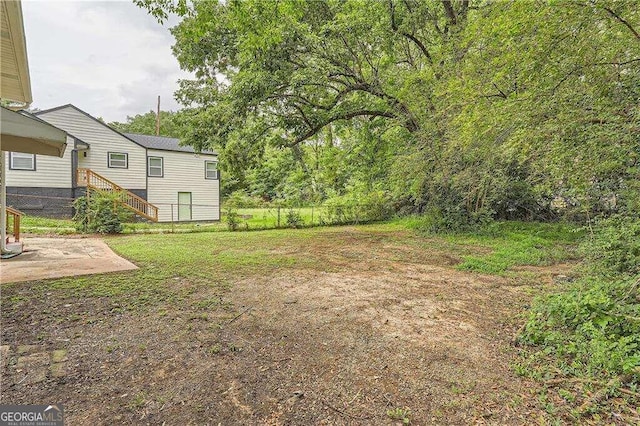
[205,160,218,179]
[108,152,128,168]
[10,152,35,170]
[148,156,163,177]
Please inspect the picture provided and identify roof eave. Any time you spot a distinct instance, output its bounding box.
[0,106,67,157]
[0,0,32,106]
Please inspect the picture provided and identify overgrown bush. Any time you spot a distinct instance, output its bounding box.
[406,204,493,234]
[73,192,132,234]
[225,207,240,231]
[518,216,640,412]
[224,190,265,208]
[580,216,640,277]
[285,209,303,228]
[324,190,393,224]
[325,203,353,224]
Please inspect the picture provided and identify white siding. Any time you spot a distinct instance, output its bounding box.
[5,135,74,188]
[146,149,220,222]
[37,106,147,190]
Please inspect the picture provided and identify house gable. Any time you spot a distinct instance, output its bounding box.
[35,104,146,149]
[36,105,147,190]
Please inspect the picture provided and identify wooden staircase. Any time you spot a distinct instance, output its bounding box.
[76,168,158,222]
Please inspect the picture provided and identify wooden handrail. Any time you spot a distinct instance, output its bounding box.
[76,168,158,222]
[6,207,23,242]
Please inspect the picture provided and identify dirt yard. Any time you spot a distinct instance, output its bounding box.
[0,226,571,424]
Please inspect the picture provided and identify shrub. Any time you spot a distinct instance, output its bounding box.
[73,192,132,234]
[406,205,492,234]
[285,209,303,228]
[520,276,640,378]
[518,216,640,405]
[324,190,393,224]
[580,215,640,277]
[224,190,265,208]
[225,207,240,231]
[325,203,353,224]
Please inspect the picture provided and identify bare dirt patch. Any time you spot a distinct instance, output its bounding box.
[1,228,559,424]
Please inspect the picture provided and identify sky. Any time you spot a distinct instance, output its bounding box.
[22,0,190,123]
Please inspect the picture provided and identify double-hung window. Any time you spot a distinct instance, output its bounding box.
[10,152,36,170]
[108,152,128,168]
[205,160,218,179]
[148,156,163,177]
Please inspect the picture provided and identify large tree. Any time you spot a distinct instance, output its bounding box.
[138,0,470,146]
[137,0,639,218]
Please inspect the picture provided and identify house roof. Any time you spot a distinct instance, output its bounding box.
[124,133,217,155]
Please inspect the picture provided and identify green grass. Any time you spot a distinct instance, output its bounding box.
[400,217,583,274]
[20,213,581,275]
[106,229,317,277]
[19,207,327,235]
[5,227,327,321]
[452,222,584,274]
[10,217,584,319]
[20,215,76,234]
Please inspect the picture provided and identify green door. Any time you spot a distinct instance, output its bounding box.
[178,192,192,221]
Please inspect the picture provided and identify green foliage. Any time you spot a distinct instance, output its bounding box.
[285,209,303,228]
[386,407,411,425]
[136,1,639,225]
[224,207,240,231]
[325,188,394,224]
[519,218,640,413]
[131,0,638,235]
[73,192,132,234]
[521,276,640,377]
[225,190,265,209]
[581,216,640,277]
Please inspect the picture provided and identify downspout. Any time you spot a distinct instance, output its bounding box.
[71,149,78,188]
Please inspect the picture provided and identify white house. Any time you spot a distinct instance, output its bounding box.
[5,104,220,222]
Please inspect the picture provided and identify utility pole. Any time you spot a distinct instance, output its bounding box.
[155,95,161,136]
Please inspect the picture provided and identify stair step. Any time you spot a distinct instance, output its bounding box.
[76,168,158,222]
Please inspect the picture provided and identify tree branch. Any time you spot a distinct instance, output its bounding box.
[289,110,397,146]
[492,82,508,99]
[442,0,457,25]
[389,0,433,64]
[603,6,640,42]
[401,32,433,64]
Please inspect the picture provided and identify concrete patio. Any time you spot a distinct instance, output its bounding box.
[0,237,138,284]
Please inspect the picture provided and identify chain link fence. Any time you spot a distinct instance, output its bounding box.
[223,202,394,230]
[6,192,394,234]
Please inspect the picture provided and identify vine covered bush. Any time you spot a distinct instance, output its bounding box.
[73,192,132,234]
[519,216,640,388]
[324,190,394,224]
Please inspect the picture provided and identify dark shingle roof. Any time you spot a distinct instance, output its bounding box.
[124,133,217,155]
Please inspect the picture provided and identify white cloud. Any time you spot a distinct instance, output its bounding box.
[22,0,191,122]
